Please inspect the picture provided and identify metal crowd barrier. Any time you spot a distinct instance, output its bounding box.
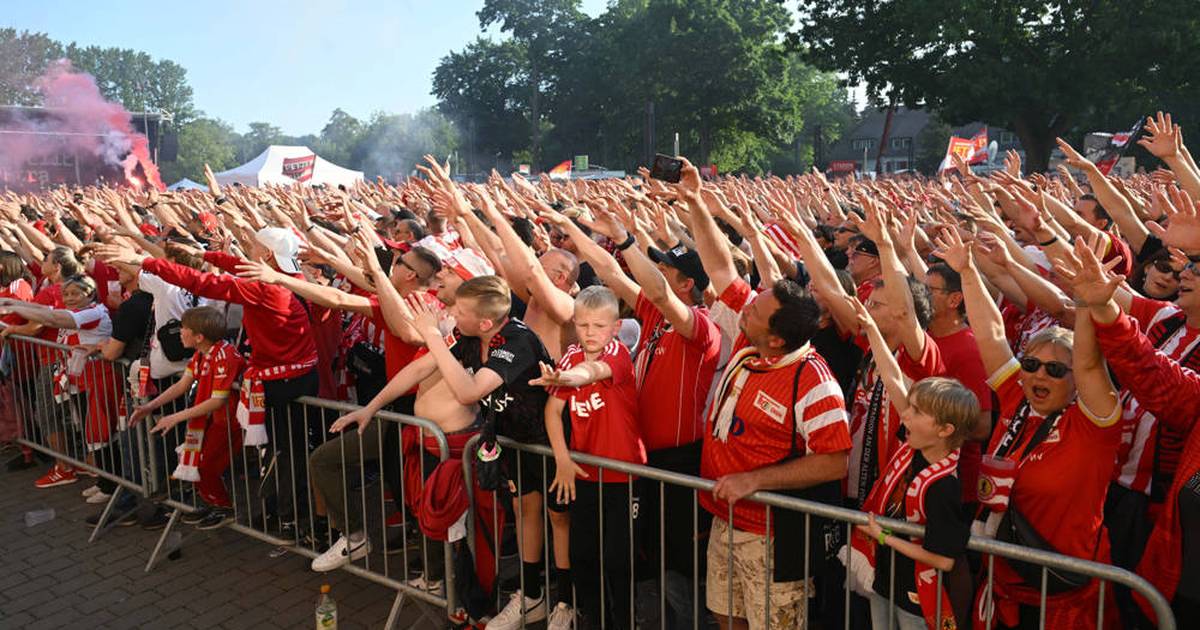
[144,396,457,628]
[6,336,153,543]
[4,334,458,628]
[461,435,1178,630]
[6,333,1178,630]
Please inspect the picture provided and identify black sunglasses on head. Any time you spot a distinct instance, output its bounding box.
[1152,259,1181,279]
[1019,356,1071,379]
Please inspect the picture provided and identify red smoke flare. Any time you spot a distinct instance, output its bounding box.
[1,60,165,190]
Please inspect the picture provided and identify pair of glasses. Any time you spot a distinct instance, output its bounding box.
[1019,356,1072,379]
[1153,259,1197,279]
[836,226,859,234]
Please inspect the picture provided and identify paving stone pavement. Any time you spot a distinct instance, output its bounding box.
[0,459,440,630]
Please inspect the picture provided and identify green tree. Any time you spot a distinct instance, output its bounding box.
[65,44,196,123]
[478,0,586,169]
[0,29,63,105]
[915,115,953,174]
[794,0,1200,172]
[238,122,284,162]
[432,37,532,173]
[159,117,238,184]
[316,108,363,166]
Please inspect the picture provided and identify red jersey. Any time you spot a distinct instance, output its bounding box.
[0,279,34,326]
[701,345,851,534]
[1113,296,1196,495]
[848,332,945,501]
[368,293,443,380]
[89,259,122,310]
[932,326,992,502]
[186,340,244,422]
[1099,230,1134,279]
[633,291,721,450]
[32,282,64,364]
[143,252,317,378]
[986,359,1120,563]
[552,340,645,482]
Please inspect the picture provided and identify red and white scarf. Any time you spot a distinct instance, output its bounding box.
[235,359,316,446]
[173,424,204,482]
[849,443,961,630]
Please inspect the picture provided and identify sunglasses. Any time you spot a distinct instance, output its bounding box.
[836,226,859,234]
[1019,356,1072,379]
[1152,260,1181,279]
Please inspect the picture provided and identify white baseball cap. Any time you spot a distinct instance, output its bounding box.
[255,227,301,274]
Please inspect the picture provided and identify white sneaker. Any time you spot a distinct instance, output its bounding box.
[81,485,101,498]
[486,590,547,629]
[406,574,445,596]
[310,534,370,572]
[85,491,112,504]
[546,602,575,630]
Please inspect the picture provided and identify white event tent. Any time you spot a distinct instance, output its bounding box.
[214,145,364,188]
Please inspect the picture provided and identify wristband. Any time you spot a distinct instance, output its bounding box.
[616,234,636,251]
[1187,252,1200,264]
[877,529,890,545]
[1037,235,1058,247]
[214,196,227,205]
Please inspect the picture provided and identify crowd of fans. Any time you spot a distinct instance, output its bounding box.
[1,111,1199,630]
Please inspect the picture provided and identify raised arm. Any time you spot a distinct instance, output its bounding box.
[235,259,372,316]
[676,159,738,294]
[0,300,78,329]
[857,195,926,360]
[933,228,1014,376]
[543,209,638,308]
[848,295,910,412]
[1056,138,1149,253]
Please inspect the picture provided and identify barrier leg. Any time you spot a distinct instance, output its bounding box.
[145,507,183,572]
[88,485,130,543]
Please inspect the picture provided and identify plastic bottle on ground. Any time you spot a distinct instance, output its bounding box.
[24,509,55,527]
[315,583,337,629]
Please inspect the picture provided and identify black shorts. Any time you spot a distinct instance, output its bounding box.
[502,446,569,513]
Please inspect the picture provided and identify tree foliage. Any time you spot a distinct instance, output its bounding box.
[793,0,1200,172]
[434,0,853,174]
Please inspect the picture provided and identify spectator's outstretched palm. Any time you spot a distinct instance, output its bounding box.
[1051,235,1124,306]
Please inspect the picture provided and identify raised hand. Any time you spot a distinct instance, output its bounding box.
[931,227,973,273]
[1051,234,1124,306]
[1138,112,1180,160]
[1055,137,1093,170]
[203,164,222,197]
[1149,185,1200,254]
[235,259,283,284]
[93,243,148,268]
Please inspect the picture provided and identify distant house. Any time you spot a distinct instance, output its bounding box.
[825,106,1023,175]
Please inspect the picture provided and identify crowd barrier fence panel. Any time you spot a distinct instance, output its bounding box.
[7,336,152,542]
[6,333,1177,629]
[460,435,1178,630]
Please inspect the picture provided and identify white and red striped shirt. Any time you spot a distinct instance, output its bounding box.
[1114,296,1196,496]
[700,344,850,534]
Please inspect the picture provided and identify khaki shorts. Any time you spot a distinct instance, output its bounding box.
[706,516,809,630]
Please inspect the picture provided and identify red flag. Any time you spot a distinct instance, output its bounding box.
[548,160,572,180]
[968,127,989,164]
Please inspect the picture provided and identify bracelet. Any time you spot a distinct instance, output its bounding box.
[877,530,890,545]
[214,196,227,205]
[616,234,636,251]
[1187,252,1200,264]
[305,224,317,232]
[1037,235,1058,247]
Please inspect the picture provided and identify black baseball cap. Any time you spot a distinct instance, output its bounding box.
[648,245,710,292]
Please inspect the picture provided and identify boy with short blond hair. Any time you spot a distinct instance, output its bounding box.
[535,285,646,630]
[131,306,244,530]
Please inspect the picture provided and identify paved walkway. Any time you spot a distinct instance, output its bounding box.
[0,458,436,630]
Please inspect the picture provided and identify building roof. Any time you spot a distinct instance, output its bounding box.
[827,106,929,162]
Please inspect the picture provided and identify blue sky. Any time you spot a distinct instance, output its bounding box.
[6,0,609,135]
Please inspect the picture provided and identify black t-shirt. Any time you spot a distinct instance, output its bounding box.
[1177,471,1200,599]
[872,451,969,616]
[576,261,599,289]
[449,318,551,444]
[110,290,154,361]
[812,324,863,402]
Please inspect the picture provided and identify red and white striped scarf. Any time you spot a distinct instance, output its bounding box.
[235,358,317,446]
[850,443,961,629]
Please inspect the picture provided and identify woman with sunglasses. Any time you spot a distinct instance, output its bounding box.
[1133,249,1182,302]
[934,229,1121,629]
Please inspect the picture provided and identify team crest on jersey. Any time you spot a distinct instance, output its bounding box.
[977,476,995,502]
[753,391,787,423]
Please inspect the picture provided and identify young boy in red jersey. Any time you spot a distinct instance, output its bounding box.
[534,286,646,630]
[131,306,244,530]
